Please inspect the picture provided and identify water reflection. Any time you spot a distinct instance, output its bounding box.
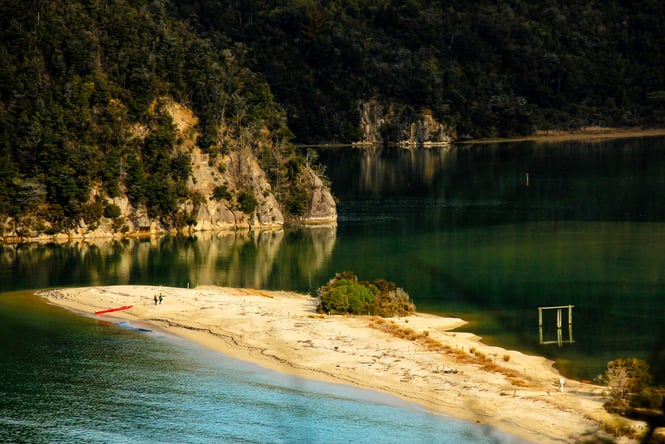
[320,138,665,226]
[316,139,665,381]
[0,226,336,293]
[4,138,665,382]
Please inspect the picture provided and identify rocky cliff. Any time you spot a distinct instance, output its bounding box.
[357,98,456,146]
[2,100,336,242]
[165,101,337,232]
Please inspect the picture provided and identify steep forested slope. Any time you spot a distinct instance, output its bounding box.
[178,0,665,142]
[0,0,331,236]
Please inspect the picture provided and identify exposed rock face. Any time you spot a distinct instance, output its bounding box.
[159,101,336,232]
[193,147,286,230]
[357,98,456,146]
[1,99,336,242]
[299,167,337,225]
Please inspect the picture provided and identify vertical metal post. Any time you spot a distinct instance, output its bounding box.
[539,326,544,344]
[568,305,573,325]
[538,307,543,327]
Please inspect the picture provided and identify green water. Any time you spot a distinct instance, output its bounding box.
[2,137,665,384]
[318,139,665,381]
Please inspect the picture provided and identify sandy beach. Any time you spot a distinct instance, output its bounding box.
[462,127,665,145]
[40,285,634,443]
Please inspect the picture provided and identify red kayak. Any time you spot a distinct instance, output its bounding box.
[95,305,133,315]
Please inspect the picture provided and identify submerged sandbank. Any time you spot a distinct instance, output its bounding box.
[40,285,628,443]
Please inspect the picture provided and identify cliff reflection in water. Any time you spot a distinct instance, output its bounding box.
[0,226,336,294]
[345,145,451,197]
[4,139,665,382]
[321,138,665,226]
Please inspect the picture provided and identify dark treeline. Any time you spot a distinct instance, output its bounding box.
[177,0,665,143]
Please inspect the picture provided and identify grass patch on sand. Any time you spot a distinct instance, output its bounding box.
[368,317,531,387]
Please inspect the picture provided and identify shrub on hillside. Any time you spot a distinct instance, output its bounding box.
[212,185,232,201]
[104,203,122,219]
[317,272,415,317]
[237,190,258,214]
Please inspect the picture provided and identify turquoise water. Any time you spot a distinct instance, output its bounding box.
[0,292,524,443]
[3,137,665,441]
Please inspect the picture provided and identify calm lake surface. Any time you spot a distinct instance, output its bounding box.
[2,137,665,442]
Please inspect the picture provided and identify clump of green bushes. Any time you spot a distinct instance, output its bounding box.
[316,272,415,317]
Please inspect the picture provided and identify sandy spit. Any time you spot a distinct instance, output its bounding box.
[39,285,630,443]
[461,127,665,145]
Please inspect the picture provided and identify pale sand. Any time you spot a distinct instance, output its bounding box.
[462,127,665,145]
[40,285,627,443]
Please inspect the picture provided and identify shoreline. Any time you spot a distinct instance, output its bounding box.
[5,128,664,246]
[0,220,338,246]
[40,285,633,443]
[460,127,665,145]
[297,127,665,147]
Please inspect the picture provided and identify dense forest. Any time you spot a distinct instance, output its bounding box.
[1,0,665,233]
[178,0,665,143]
[0,0,322,234]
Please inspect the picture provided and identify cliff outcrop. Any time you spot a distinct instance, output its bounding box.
[357,98,456,146]
[1,100,336,242]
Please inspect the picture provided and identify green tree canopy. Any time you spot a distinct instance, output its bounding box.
[0,0,315,232]
[317,271,415,317]
[177,0,665,142]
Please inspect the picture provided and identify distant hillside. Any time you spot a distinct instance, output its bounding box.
[177,0,665,143]
[0,0,335,237]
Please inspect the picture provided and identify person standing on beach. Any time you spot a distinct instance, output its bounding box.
[154,294,158,305]
[159,293,163,304]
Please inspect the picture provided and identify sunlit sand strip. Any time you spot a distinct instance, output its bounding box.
[40,285,626,443]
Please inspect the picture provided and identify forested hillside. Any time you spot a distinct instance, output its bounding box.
[2,0,665,236]
[178,0,665,143]
[0,0,333,237]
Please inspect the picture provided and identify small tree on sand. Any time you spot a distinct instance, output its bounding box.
[317,272,415,317]
[601,358,654,410]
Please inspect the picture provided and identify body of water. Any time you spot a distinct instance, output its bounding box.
[317,138,665,382]
[0,290,522,443]
[2,136,665,442]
